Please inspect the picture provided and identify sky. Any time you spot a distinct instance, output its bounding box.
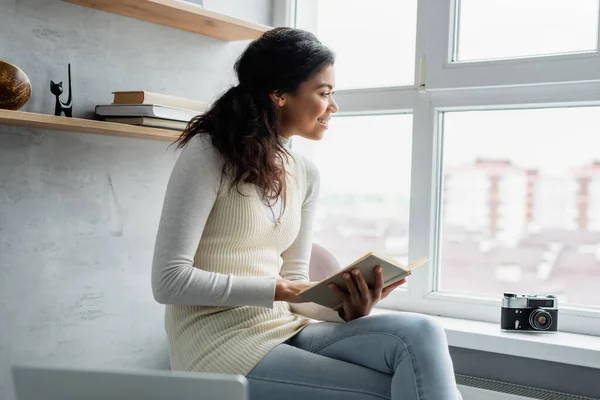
[444,107,600,175]
[458,0,598,61]
[305,0,418,89]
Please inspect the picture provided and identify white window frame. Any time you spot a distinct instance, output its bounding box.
[288,0,600,337]
[384,82,600,337]
[425,0,600,90]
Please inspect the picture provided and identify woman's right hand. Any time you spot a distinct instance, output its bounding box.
[275,279,313,303]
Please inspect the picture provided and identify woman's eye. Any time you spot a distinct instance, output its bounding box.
[321,92,330,97]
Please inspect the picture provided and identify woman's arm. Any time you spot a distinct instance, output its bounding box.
[280,155,344,322]
[151,135,276,307]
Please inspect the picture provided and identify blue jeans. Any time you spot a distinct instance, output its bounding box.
[247,313,462,400]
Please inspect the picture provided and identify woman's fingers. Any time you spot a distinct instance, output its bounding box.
[373,266,384,297]
[383,277,407,291]
[352,269,370,299]
[329,282,350,303]
[344,272,360,301]
[381,278,407,298]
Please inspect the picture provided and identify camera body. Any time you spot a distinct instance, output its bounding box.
[501,293,558,332]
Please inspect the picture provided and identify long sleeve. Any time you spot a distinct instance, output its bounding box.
[151,135,276,307]
[281,155,344,323]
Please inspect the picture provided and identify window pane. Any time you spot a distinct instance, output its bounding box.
[295,0,417,89]
[455,0,599,61]
[440,107,600,309]
[292,114,412,269]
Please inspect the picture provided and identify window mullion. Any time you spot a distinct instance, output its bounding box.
[273,0,295,27]
[407,94,437,300]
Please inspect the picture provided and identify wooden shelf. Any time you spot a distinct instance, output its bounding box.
[0,110,181,141]
[63,0,272,41]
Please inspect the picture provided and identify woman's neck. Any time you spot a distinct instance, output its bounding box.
[278,135,290,147]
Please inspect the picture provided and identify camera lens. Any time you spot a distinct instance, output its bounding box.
[529,309,552,331]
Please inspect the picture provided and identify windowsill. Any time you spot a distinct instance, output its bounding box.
[373,308,600,370]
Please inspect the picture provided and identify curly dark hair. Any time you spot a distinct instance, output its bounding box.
[175,27,335,205]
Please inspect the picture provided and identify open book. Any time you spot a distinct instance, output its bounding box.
[297,252,430,310]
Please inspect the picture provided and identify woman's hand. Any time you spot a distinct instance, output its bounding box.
[275,279,313,303]
[329,266,407,322]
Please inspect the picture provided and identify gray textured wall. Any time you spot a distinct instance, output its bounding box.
[0,1,271,399]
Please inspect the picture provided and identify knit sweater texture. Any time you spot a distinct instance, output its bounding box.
[151,134,341,375]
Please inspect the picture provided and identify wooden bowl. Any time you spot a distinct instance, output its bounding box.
[0,60,32,110]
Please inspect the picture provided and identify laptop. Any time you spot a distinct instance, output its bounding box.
[11,363,248,400]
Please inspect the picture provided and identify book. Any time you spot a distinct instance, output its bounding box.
[298,252,430,310]
[103,117,188,131]
[95,104,200,122]
[112,91,209,113]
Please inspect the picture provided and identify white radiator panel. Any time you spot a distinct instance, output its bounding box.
[459,385,535,400]
[456,375,597,400]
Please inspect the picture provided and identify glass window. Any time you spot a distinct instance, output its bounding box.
[440,107,600,308]
[455,0,599,62]
[292,114,413,268]
[295,0,418,89]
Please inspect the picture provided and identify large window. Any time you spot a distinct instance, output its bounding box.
[440,108,600,308]
[291,0,600,336]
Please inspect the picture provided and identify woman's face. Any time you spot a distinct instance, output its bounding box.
[276,65,339,140]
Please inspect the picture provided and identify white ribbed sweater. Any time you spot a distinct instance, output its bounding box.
[152,135,341,376]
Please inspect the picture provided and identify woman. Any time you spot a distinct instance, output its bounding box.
[152,27,461,399]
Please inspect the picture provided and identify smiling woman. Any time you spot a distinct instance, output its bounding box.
[151,27,462,400]
[275,68,338,141]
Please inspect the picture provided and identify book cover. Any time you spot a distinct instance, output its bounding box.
[103,117,188,131]
[112,91,209,113]
[298,252,429,310]
[95,104,200,122]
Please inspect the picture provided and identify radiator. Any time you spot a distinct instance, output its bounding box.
[456,374,599,400]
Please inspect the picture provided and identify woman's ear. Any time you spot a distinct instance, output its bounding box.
[269,91,286,107]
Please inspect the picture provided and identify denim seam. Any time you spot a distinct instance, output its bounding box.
[308,330,316,351]
[311,331,423,400]
[249,375,391,400]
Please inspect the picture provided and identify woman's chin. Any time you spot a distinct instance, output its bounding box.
[311,132,326,141]
[312,128,327,140]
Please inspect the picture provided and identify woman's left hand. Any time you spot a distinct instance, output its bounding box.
[329,266,407,322]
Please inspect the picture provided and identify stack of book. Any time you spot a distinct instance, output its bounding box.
[95,91,209,131]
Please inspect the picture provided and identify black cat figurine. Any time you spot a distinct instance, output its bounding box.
[50,63,73,117]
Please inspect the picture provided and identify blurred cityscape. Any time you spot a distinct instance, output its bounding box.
[311,158,600,308]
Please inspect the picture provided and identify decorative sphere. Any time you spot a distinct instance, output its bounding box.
[0,60,32,110]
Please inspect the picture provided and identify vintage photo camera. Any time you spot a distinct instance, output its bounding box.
[501,293,558,332]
